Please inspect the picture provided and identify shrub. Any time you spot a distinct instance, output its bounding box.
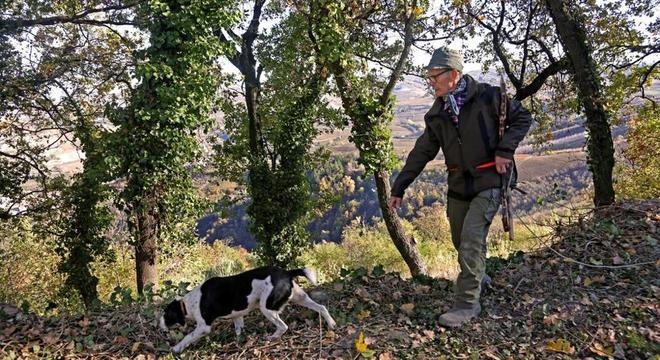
[93,240,252,304]
[300,241,349,283]
[615,104,660,200]
[0,218,79,314]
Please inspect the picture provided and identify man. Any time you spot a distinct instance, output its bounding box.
[388,48,532,327]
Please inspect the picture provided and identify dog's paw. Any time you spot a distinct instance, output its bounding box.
[327,318,337,329]
[171,345,182,354]
[266,333,283,341]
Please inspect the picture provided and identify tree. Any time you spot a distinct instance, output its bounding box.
[0,0,138,306]
[302,0,434,276]
[50,25,134,307]
[110,0,238,294]
[545,0,614,206]
[450,0,658,206]
[214,0,340,266]
[446,0,571,150]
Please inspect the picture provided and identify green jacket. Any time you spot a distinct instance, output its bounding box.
[391,75,532,201]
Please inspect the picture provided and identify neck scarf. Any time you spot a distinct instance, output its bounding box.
[443,76,467,117]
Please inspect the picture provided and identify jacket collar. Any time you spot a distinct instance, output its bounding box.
[462,74,480,103]
[424,74,482,122]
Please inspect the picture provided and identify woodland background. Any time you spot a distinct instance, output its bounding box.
[0,0,658,358]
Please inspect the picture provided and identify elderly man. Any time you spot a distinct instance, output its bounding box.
[388,48,532,327]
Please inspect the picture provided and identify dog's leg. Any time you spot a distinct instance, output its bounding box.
[171,324,211,353]
[291,283,336,329]
[233,316,244,337]
[259,305,288,339]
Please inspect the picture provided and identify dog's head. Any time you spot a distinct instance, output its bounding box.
[159,298,186,331]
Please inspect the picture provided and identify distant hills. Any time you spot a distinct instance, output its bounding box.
[21,70,638,249]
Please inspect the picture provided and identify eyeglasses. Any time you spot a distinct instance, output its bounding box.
[426,69,453,84]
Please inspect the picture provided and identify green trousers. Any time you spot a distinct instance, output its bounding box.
[447,188,501,306]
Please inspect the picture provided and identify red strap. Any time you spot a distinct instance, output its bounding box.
[476,161,496,169]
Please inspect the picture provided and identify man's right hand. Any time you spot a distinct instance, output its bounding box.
[388,196,402,209]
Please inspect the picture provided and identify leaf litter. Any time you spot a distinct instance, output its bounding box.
[0,200,658,359]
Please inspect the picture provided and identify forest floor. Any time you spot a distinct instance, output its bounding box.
[1,200,658,359]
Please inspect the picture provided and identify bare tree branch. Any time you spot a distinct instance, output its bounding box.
[1,2,140,34]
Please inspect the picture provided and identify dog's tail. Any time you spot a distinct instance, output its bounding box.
[288,268,318,285]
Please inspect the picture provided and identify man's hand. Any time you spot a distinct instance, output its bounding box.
[495,155,512,174]
[388,196,402,209]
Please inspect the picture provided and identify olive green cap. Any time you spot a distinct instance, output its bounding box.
[427,47,463,72]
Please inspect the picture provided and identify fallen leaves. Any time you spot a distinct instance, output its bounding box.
[589,342,614,357]
[112,335,129,345]
[0,201,656,359]
[42,333,60,345]
[355,331,367,353]
[546,338,575,354]
[583,275,606,287]
[3,325,17,337]
[377,351,394,360]
[399,303,415,315]
[356,309,370,320]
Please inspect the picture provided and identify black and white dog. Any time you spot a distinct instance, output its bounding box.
[159,266,336,353]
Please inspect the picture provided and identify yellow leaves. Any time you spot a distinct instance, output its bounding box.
[589,342,614,357]
[546,338,575,354]
[321,330,338,346]
[400,303,415,315]
[355,331,368,353]
[583,275,606,287]
[354,331,377,357]
[413,7,424,17]
[356,309,371,320]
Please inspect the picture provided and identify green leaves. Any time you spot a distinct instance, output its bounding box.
[214,7,337,267]
[106,0,240,291]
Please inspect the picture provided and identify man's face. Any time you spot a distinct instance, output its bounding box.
[426,68,461,98]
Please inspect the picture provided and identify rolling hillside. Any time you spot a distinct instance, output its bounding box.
[22,71,639,248]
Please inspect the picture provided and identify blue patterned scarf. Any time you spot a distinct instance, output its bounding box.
[443,76,467,125]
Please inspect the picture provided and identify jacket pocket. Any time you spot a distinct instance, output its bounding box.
[447,169,463,193]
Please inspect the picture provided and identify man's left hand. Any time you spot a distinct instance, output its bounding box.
[495,156,512,174]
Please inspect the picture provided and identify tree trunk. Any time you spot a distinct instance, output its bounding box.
[70,253,99,308]
[246,83,260,154]
[134,193,159,295]
[546,0,615,206]
[375,169,427,276]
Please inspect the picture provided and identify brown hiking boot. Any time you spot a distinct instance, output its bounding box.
[438,303,481,328]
